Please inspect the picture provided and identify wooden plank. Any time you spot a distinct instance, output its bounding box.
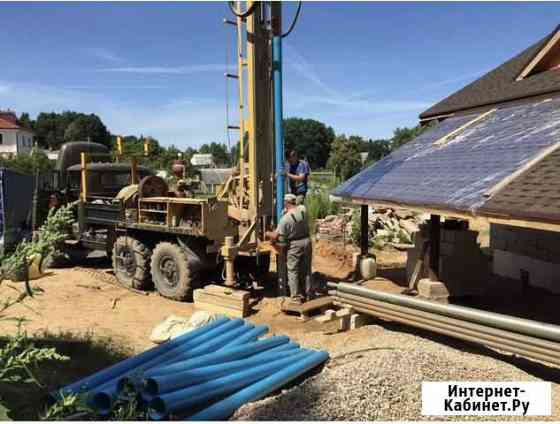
[484,141,560,198]
[201,285,250,301]
[194,301,247,318]
[488,217,560,233]
[517,29,560,80]
[433,108,496,146]
[193,292,246,310]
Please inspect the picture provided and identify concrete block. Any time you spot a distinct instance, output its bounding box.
[338,315,351,332]
[417,278,449,301]
[350,313,374,330]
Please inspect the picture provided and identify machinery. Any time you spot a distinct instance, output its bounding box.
[73,1,293,300]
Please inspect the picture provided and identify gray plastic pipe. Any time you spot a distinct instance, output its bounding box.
[331,282,560,342]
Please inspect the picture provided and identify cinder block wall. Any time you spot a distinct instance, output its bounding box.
[407,224,488,296]
[490,224,560,292]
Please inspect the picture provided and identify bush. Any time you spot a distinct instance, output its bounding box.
[306,191,339,234]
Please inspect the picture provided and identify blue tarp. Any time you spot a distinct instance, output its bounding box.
[333,97,560,214]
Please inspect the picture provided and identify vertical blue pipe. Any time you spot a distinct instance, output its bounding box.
[273,35,285,223]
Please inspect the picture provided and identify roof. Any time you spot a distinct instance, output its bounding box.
[480,147,560,223]
[0,117,22,130]
[67,162,152,173]
[333,97,560,222]
[420,26,560,119]
[199,168,233,185]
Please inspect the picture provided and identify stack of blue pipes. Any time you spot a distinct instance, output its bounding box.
[56,316,329,420]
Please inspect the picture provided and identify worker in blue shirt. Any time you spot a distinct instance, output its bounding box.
[286,150,310,205]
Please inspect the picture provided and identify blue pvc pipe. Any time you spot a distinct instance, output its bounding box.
[146,336,291,377]
[57,317,230,396]
[273,35,285,222]
[187,350,329,421]
[248,342,299,359]
[148,350,312,420]
[116,321,252,391]
[143,348,302,397]
[221,325,268,348]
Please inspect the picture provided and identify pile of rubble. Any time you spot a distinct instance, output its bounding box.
[315,208,427,249]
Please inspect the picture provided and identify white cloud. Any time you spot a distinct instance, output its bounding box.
[84,47,124,64]
[98,64,234,75]
[0,81,226,148]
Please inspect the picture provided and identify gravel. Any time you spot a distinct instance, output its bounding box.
[233,323,559,421]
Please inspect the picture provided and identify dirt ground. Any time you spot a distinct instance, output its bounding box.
[2,229,560,420]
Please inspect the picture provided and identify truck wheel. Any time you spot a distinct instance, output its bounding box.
[151,242,197,301]
[112,236,152,290]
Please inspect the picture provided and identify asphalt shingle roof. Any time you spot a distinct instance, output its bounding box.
[420,26,560,119]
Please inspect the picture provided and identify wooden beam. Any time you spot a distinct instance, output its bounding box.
[488,217,560,233]
[517,29,560,81]
[429,215,440,278]
[360,204,369,256]
[484,140,560,198]
[433,108,496,146]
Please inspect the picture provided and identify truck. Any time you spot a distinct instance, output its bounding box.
[49,1,287,301]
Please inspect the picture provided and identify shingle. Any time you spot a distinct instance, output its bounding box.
[481,148,560,223]
[333,98,560,215]
[420,26,560,119]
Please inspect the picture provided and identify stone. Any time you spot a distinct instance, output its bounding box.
[417,279,449,302]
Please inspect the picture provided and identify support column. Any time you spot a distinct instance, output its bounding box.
[360,204,369,256]
[429,214,441,278]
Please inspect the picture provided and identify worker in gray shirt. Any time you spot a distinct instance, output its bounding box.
[266,193,312,305]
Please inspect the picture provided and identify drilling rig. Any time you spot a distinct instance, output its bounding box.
[74,1,292,300]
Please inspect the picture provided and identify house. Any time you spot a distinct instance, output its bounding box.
[333,25,560,295]
[0,110,34,156]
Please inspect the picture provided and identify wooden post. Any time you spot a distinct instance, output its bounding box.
[360,204,369,256]
[130,157,138,184]
[429,214,440,278]
[80,152,87,201]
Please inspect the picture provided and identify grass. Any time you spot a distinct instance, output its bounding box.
[0,331,131,421]
[305,191,340,234]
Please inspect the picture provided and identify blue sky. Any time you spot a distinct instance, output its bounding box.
[1,2,559,149]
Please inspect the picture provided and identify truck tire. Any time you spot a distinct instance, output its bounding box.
[112,236,152,290]
[151,242,199,301]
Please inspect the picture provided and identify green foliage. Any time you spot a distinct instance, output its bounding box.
[0,150,54,175]
[28,111,111,149]
[42,393,91,421]
[390,124,430,150]
[0,330,69,387]
[326,134,363,181]
[1,202,76,281]
[199,142,231,166]
[283,117,335,169]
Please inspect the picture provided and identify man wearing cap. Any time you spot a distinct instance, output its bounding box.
[286,150,311,205]
[265,193,312,305]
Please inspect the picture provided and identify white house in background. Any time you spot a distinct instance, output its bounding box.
[0,110,34,156]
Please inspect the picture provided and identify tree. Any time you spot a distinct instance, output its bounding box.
[362,138,391,164]
[198,142,230,166]
[326,134,363,181]
[390,124,432,151]
[63,114,110,146]
[283,118,335,169]
[18,113,33,131]
[0,150,54,175]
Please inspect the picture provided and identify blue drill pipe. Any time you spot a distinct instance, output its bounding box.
[146,336,291,377]
[187,350,330,421]
[90,323,255,413]
[142,348,303,397]
[273,35,285,222]
[148,350,312,420]
[116,322,253,391]
[56,317,230,396]
[221,325,268,348]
